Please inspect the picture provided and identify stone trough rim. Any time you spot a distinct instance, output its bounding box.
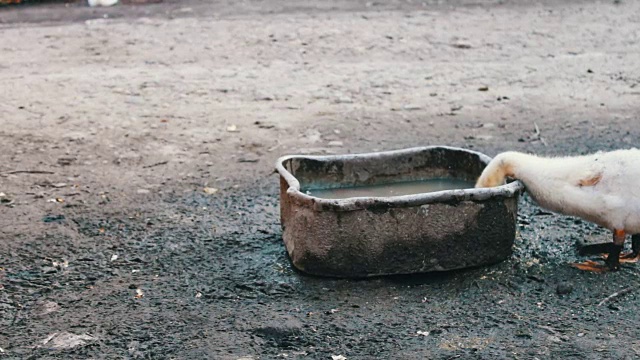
[276,145,524,212]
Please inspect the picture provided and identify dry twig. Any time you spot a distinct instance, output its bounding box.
[598,287,635,307]
[3,170,55,175]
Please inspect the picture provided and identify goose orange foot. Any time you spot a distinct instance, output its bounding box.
[601,252,640,263]
[573,230,625,272]
[571,260,612,273]
[601,234,640,263]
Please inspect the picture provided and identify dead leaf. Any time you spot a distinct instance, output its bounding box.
[203,187,219,195]
[52,260,69,269]
[38,332,95,350]
[226,125,239,132]
[32,301,61,317]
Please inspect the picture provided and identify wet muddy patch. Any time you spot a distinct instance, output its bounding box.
[2,183,640,359]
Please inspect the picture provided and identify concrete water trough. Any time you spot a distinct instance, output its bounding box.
[276,146,524,278]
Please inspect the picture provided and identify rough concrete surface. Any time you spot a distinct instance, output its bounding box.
[1,0,640,358]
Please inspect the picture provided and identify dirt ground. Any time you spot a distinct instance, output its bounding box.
[1,0,640,358]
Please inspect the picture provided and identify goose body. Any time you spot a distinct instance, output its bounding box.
[476,148,640,271]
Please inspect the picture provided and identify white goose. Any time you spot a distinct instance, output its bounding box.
[475,148,640,272]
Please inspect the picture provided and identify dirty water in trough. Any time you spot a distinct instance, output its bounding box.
[4,179,640,359]
[304,178,476,199]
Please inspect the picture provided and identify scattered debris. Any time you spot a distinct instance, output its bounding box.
[332,356,347,360]
[518,122,547,146]
[537,325,560,335]
[57,157,76,166]
[392,105,422,111]
[556,282,573,295]
[254,316,303,340]
[335,96,353,104]
[38,332,95,350]
[195,292,202,298]
[32,301,61,317]
[440,335,491,350]
[0,193,12,205]
[135,288,144,299]
[143,161,168,168]
[226,125,239,132]
[527,275,545,283]
[43,215,65,223]
[254,121,275,129]
[110,254,118,262]
[516,328,533,338]
[52,260,69,270]
[417,330,430,337]
[451,43,472,49]
[533,123,546,145]
[255,96,274,101]
[2,170,54,175]
[203,187,219,195]
[598,287,635,307]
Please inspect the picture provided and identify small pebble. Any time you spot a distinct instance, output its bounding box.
[557,282,573,295]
